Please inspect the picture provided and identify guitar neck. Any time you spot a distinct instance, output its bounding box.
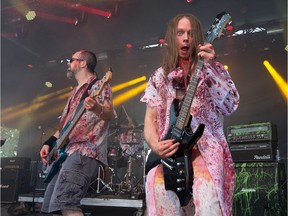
[174,59,204,131]
[57,104,86,149]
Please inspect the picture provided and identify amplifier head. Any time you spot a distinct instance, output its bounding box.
[227,122,277,143]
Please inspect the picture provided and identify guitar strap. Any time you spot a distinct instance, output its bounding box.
[74,78,99,115]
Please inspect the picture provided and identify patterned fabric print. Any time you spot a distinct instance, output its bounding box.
[191,147,222,216]
[146,148,221,216]
[140,62,239,216]
[60,76,113,166]
[146,164,185,216]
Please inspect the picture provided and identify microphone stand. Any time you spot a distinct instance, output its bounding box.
[31,126,45,213]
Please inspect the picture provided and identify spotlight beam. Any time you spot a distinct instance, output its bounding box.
[113,83,147,107]
[263,60,288,99]
[112,76,146,92]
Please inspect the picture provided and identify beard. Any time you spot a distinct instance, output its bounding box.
[66,70,74,79]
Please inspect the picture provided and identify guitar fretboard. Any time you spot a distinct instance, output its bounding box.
[174,59,204,132]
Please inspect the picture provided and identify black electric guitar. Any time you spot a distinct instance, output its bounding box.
[145,12,232,206]
[43,69,112,183]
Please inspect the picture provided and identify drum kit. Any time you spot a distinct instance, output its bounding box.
[89,123,146,196]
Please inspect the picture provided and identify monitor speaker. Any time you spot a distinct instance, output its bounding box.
[233,162,287,216]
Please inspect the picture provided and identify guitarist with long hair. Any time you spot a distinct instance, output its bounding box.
[40,50,114,216]
[141,14,240,216]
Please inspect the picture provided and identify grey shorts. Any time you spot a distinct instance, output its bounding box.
[41,152,100,213]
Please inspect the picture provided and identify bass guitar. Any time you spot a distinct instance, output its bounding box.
[43,69,113,183]
[145,12,232,206]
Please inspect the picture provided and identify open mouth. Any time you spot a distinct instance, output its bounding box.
[181,46,189,51]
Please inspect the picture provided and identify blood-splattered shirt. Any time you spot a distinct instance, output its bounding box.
[140,61,239,216]
[59,75,112,166]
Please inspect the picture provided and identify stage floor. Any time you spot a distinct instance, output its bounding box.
[2,191,146,216]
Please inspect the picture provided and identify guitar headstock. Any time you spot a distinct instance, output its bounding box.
[90,67,112,98]
[103,67,113,83]
[205,12,232,43]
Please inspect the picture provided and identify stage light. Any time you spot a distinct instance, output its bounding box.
[126,43,133,49]
[45,82,53,88]
[1,87,72,123]
[72,4,88,26]
[141,43,159,50]
[112,76,147,92]
[232,26,265,37]
[1,75,147,123]
[263,60,287,99]
[159,38,166,47]
[113,83,147,107]
[227,25,233,31]
[25,11,36,21]
[70,3,111,19]
[159,39,165,44]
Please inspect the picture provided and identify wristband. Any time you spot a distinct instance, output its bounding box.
[43,136,57,147]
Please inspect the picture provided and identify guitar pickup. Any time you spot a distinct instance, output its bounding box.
[178,170,185,175]
[161,159,175,171]
[177,187,185,192]
[177,162,184,166]
[177,178,185,183]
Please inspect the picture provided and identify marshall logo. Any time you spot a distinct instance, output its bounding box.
[254,154,271,160]
[0,184,10,188]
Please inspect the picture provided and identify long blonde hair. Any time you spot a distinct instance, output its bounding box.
[162,14,204,75]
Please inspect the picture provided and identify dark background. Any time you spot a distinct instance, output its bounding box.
[1,0,287,163]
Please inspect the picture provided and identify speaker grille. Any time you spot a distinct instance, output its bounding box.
[233,162,287,216]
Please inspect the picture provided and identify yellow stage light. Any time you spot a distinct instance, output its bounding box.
[263,60,288,100]
[1,87,72,123]
[1,76,148,123]
[113,82,147,107]
[112,76,146,92]
[26,11,36,21]
[1,102,45,122]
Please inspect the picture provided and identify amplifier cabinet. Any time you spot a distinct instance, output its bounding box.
[1,157,31,169]
[1,169,31,203]
[233,162,287,216]
[1,157,31,203]
[229,141,277,162]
